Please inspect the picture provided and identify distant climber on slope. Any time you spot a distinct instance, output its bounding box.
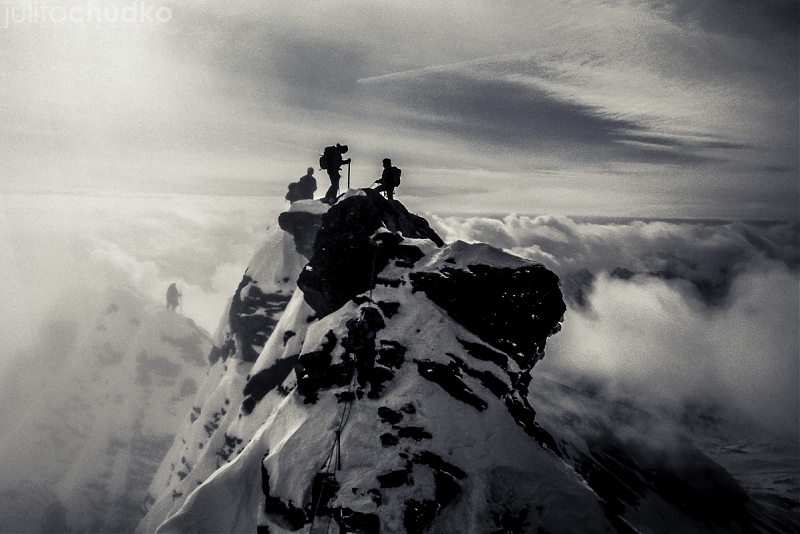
[319,143,351,204]
[166,283,180,311]
[374,158,401,201]
[285,167,317,203]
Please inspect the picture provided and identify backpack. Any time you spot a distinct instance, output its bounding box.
[319,146,336,170]
[392,166,401,187]
[285,182,301,202]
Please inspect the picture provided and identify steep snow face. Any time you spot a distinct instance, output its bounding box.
[137,224,310,533]
[147,192,596,534]
[0,285,212,534]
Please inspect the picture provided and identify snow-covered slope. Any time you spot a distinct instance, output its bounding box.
[0,284,213,533]
[136,220,309,533]
[140,190,798,534]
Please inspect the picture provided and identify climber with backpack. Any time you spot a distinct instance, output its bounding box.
[319,144,351,204]
[286,167,317,203]
[374,158,401,201]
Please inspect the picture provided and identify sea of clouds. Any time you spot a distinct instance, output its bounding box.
[1,194,796,437]
[431,214,799,437]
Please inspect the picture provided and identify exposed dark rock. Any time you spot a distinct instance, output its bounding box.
[610,267,635,280]
[207,343,229,365]
[393,244,425,268]
[261,464,307,530]
[366,365,395,399]
[411,451,466,480]
[380,433,399,446]
[409,264,565,367]
[456,338,508,370]
[376,300,401,318]
[216,433,244,462]
[377,469,410,488]
[433,471,461,507]
[309,473,340,519]
[415,359,488,411]
[294,331,342,403]
[490,508,530,534]
[377,407,403,425]
[374,277,405,288]
[336,391,356,403]
[399,403,416,414]
[278,209,325,259]
[403,499,440,534]
[297,189,443,317]
[242,355,301,415]
[504,396,561,457]
[283,331,296,345]
[377,340,407,369]
[226,276,293,362]
[241,397,257,415]
[447,354,510,398]
[334,507,380,534]
[397,426,432,441]
[368,488,382,506]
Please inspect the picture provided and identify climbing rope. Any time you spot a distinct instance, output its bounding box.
[309,246,381,534]
[309,370,357,533]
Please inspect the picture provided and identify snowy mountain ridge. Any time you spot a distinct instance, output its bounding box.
[137,190,798,534]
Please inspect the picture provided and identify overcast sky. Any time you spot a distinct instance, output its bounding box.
[0,0,797,218]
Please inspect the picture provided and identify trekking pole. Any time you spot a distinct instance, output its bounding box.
[179,292,182,315]
[347,162,351,190]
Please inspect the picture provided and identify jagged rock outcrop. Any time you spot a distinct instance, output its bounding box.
[294,189,444,317]
[277,200,330,259]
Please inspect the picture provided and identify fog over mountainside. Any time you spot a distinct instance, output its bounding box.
[0,284,213,533]
[431,214,800,434]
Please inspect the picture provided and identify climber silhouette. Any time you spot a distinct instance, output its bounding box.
[320,144,351,204]
[374,158,400,201]
[286,167,317,203]
[166,283,180,311]
[298,167,317,200]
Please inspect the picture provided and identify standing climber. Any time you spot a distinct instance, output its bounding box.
[298,167,317,200]
[374,158,401,201]
[319,144,351,204]
[166,283,181,311]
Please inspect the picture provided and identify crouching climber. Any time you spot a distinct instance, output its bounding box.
[285,167,318,202]
[374,158,401,201]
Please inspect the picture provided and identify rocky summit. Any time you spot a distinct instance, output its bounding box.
[138,191,794,534]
